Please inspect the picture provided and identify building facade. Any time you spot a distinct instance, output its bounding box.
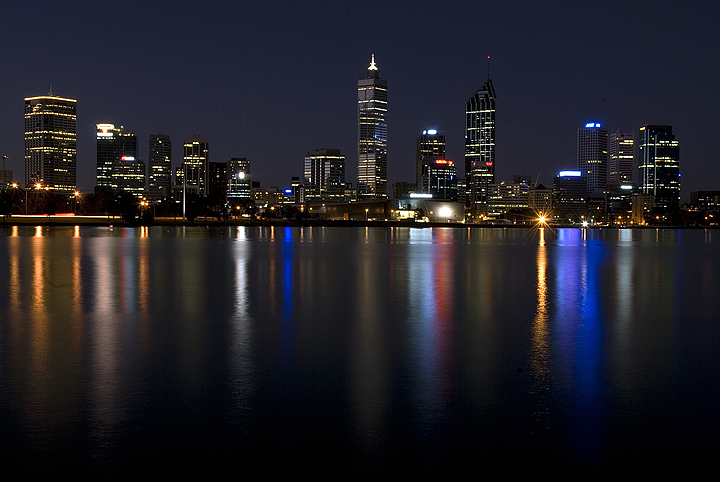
[577,122,608,196]
[148,133,172,200]
[421,158,457,201]
[357,55,387,199]
[609,129,634,185]
[639,124,680,211]
[181,137,209,196]
[96,124,144,196]
[416,129,445,189]
[304,149,346,203]
[24,95,77,192]
[465,79,496,211]
[227,158,251,200]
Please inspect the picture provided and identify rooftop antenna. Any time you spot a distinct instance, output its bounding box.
[487,55,490,80]
[49,83,53,96]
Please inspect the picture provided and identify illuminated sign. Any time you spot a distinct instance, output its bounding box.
[121,156,135,161]
[427,129,437,135]
[620,185,633,190]
[585,122,602,128]
[559,170,582,177]
[485,161,493,166]
[284,189,293,194]
[410,193,433,198]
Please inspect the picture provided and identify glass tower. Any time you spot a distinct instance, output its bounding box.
[357,54,387,199]
[148,133,172,200]
[639,124,680,211]
[416,129,446,190]
[96,124,144,196]
[465,79,496,211]
[609,129,635,185]
[577,122,608,195]
[182,137,209,196]
[24,95,77,192]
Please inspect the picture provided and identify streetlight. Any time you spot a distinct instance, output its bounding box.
[365,208,369,221]
[74,191,80,214]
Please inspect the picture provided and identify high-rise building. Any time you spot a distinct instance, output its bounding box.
[609,130,635,185]
[148,133,172,200]
[639,123,680,211]
[304,149,346,203]
[577,122,608,195]
[181,137,209,196]
[421,159,457,201]
[416,129,445,190]
[465,79,496,211]
[552,170,587,222]
[24,95,77,192]
[357,54,387,199]
[96,124,144,196]
[227,158,251,200]
[208,161,229,202]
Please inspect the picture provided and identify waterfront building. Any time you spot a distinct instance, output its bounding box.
[357,54,388,199]
[182,137,209,196]
[227,158,251,200]
[24,95,77,192]
[487,179,530,214]
[691,191,720,212]
[639,124,680,211]
[148,133,171,200]
[96,124,144,196]
[577,122,608,195]
[208,161,229,203]
[304,149,346,203]
[416,129,445,189]
[421,158,457,201]
[465,79,496,212]
[552,170,587,222]
[529,184,553,215]
[609,130,635,185]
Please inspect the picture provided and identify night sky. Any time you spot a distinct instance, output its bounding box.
[1,1,718,201]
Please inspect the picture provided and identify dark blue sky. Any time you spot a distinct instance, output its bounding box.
[1,1,718,200]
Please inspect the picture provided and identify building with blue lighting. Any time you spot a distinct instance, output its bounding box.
[416,129,445,189]
[553,170,587,222]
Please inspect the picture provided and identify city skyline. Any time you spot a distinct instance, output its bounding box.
[1,2,718,201]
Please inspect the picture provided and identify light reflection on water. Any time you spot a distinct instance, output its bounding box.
[1,225,719,474]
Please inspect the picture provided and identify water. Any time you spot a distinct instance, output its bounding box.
[1,225,719,475]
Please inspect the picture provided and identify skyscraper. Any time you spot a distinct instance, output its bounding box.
[639,124,680,211]
[357,54,387,199]
[609,129,635,185]
[227,158,251,200]
[96,124,144,196]
[182,137,209,196]
[465,79,496,211]
[304,149,346,203]
[148,133,172,200]
[577,122,608,195]
[416,129,445,190]
[24,95,77,192]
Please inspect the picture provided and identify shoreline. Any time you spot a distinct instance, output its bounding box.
[0,215,716,229]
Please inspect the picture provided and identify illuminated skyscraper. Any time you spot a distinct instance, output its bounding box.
[148,133,172,200]
[304,149,346,203]
[96,124,144,196]
[577,122,608,195]
[227,157,251,200]
[609,129,635,185]
[416,129,445,189]
[24,95,77,192]
[182,137,209,196]
[465,79,496,211]
[639,123,680,211]
[357,54,387,199]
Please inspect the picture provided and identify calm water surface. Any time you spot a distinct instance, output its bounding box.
[1,225,719,474]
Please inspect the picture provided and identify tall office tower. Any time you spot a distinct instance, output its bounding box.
[416,129,446,190]
[609,130,635,185]
[465,79,496,211]
[304,149,346,203]
[357,54,387,199]
[148,133,172,200]
[24,95,77,192]
[227,158,251,200]
[96,124,144,196]
[639,123,680,211]
[421,158,457,201]
[182,137,209,195]
[577,122,608,195]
